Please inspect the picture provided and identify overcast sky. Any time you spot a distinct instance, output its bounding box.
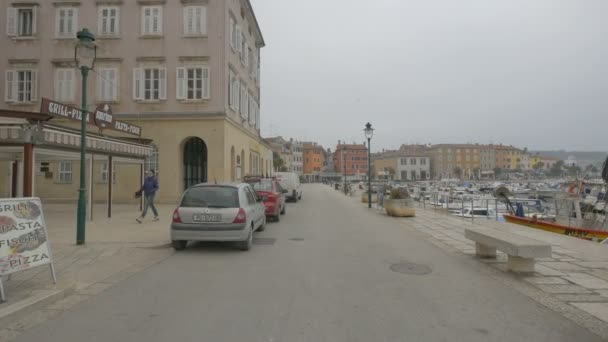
[251,0,608,152]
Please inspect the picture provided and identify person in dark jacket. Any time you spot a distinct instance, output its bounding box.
[136,170,159,223]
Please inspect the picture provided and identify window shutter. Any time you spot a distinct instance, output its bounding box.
[244,43,249,67]
[176,67,185,100]
[5,70,15,102]
[54,69,61,100]
[236,27,241,53]
[96,69,104,100]
[114,8,120,34]
[72,8,79,37]
[141,8,148,34]
[30,70,37,102]
[183,7,190,34]
[66,69,74,101]
[157,7,163,34]
[133,68,143,100]
[229,18,235,48]
[6,7,17,36]
[109,69,117,100]
[199,6,206,35]
[31,7,37,35]
[97,8,104,35]
[202,67,209,99]
[159,67,167,100]
[55,8,61,37]
[234,80,240,111]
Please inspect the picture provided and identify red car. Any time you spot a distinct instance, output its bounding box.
[244,177,287,222]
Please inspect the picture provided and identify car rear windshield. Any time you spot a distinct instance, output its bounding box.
[181,186,240,208]
[251,180,273,191]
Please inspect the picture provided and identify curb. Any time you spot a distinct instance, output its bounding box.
[0,284,76,327]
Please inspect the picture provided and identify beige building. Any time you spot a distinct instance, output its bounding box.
[0,0,271,204]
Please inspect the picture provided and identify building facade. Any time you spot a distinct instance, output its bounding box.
[303,143,324,181]
[397,156,430,181]
[0,0,272,203]
[429,144,481,179]
[480,147,496,171]
[334,142,368,177]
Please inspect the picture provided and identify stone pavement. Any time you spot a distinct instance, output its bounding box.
[0,203,175,339]
[354,191,608,338]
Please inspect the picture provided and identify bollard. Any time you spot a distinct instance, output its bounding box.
[495,199,498,221]
[471,199,474,222]
[486,199,489,220]
[461,198,464,219]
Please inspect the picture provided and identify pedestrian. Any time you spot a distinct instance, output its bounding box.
[377,183,385,210]
[136,170,159,223]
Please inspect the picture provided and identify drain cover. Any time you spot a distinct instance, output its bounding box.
[390,262,432,275]
[289,238,305,241]
[253,238,276,245]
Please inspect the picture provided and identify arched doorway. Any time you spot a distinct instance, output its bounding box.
[230,146,236,181]
[183,137,207,189]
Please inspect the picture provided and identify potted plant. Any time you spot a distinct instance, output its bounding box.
[361,191,378,203]
[384,187,415,217]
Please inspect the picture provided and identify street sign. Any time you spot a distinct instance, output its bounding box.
[40,98,142,136]
[0,197,56,301]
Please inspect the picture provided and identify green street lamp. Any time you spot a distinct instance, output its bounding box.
[74,28,96,245]
[364,122,374,208]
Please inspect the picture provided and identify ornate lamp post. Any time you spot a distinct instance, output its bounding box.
[364,122,374,208]
[74,28,96,245]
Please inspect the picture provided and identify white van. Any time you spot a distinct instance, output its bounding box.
[275,172,302,202]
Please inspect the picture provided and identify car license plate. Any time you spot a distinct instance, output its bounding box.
[193,214,221,222]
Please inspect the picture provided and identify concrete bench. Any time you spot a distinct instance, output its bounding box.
[465,227,552,273]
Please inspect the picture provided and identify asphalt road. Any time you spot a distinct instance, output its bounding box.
[13,184,605,341]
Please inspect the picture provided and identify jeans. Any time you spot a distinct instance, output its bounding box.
[142,193,158,218]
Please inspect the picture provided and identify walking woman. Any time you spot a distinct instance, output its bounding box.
[136,170,159,223]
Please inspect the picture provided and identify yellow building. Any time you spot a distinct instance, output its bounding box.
[429,144,481,179]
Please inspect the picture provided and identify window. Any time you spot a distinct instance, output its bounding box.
[101,162,116,183]
[229,70,239,111]
[141,6,162,35]
[183,6,206,35]
[229,16,237,50]
[6,7,37,37]
[144,145,160,175]
[59,161,72,183]
[55,7,78,38]
[410,158,416,165]
[421,158,426,165]
[97,68,118,101]
[5,69,37,103]
[98,6,120,36]
[177,66,210,100]
[133,68,166,101]
[54,68,75,102]
[240,81,248,119]
[240,33,247,65]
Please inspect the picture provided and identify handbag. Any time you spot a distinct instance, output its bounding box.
[134,190,142,198]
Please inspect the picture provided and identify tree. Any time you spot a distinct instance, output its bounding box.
[473,167,481,180]
[567,165,581,177]
[453,167,462,179]
[533,162,544,171]
[549,160,565,177]
[273,152,285,172]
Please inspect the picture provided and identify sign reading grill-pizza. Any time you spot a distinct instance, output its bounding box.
[0,198,54,276]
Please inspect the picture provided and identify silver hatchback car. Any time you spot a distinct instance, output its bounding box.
[170,183,266,251]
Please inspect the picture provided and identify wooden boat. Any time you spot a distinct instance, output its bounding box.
[503,214,608,241]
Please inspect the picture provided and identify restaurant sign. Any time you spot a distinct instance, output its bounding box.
[40,98,141,136]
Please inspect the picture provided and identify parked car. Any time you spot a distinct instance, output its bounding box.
[275,172,303,202]
[244,176,287,222]
[170,183,266,251]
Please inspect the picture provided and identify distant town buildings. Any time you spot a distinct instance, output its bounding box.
[334,141,368,179]
[303,143,325,181]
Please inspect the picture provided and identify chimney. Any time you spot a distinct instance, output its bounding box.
[363,142,366,148]
[338,140,341,145]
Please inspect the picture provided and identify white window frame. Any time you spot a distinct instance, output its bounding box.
[97,67,118,102]
[183,6,206,36]
[176,66,210,100]
[235,26,242,54]
[141,6,163,36]
[100,162,116,183]
[58,161,72,183]
[133,67,166,101]
[98,6,120,36]
[5,69,37,103]
[229,70,239,111]
[6,7,37,37]
[55,7,78,39]
[229,16,237,51]
[240,81,248,119]
[54,68,75,102]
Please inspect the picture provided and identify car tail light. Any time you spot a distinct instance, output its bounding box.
[233,208,247,224]
[172,208,181,223]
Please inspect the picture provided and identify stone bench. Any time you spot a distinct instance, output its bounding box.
[465,227,552,273]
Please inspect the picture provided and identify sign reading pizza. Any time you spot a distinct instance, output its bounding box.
[0,198,54,276]
[40,98,141,137]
